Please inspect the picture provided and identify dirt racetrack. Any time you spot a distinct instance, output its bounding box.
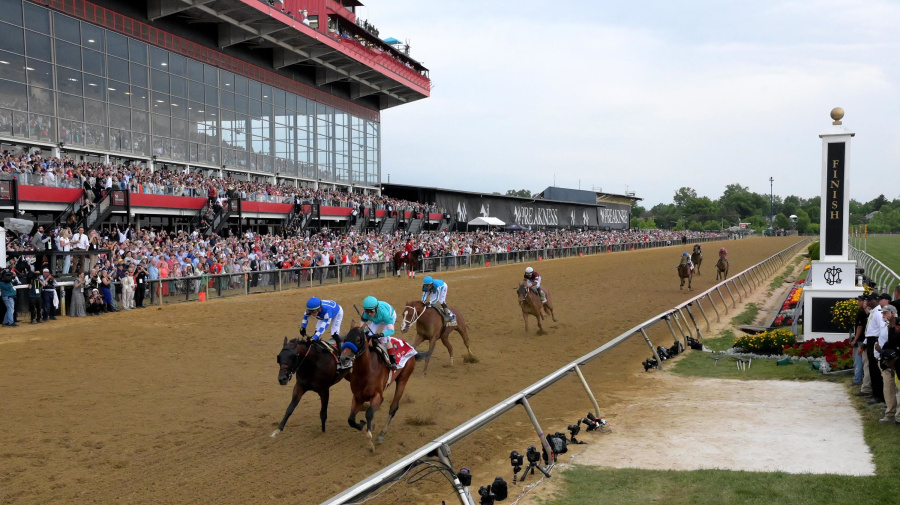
[0,237,803,505]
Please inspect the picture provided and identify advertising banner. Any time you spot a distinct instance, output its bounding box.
[434,192,630,229]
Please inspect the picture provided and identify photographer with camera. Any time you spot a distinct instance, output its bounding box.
[134,262,148,308]
[40,268,58,321]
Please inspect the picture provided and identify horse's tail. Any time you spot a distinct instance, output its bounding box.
[414,350,432,362]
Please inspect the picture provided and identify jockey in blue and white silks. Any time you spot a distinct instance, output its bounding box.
[300,297,344,341]
[359,295,400,369]
[679,252,694,273]
[422,276,455,323]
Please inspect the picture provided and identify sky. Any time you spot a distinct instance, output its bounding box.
[360,0,900,208]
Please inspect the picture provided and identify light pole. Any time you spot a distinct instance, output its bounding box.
[769,177,774,234]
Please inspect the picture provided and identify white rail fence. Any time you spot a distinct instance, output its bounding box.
[321,238,814,505]
[849,245,900,294]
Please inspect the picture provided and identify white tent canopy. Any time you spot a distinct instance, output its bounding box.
[467,216,505,226]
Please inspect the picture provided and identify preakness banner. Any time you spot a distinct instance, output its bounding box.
[433,192,631,229]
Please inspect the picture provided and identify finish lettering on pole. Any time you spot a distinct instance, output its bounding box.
[824,142,845,256]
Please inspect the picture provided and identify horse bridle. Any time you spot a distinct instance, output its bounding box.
[401,305,424,331]
[279,341,313,381]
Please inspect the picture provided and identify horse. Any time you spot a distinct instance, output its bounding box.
[677,256,693,290]
[400,300,474,375]
[393,249,423,278]
[516,281,556,333]
[691,244,703,275]
[271,336,349,437]
[716,256,730,281]
[339,326,429,451]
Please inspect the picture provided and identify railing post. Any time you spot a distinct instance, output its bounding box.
[573,365,603,418]
[737,275,750,297]
[728,279,743,303]
[683,304,704,341]
[663,314,682,344]
[672,310,692,341]
[695,297,712,330]
[715,287,729,314]
[639,328,664,369]
[518,397,554,465]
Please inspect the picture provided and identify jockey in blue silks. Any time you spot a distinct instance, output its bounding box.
[422,276,455,323]
[300,297,343,341]
[679,252,694,273]
[359,296,400,369]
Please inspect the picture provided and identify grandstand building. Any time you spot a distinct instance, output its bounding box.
[0,0,429,230]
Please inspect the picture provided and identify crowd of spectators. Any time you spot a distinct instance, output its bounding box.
[2,151,443,215]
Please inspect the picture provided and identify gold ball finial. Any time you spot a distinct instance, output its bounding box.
[831,107,844,125]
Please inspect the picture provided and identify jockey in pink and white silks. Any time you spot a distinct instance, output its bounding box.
[524,267,546,303]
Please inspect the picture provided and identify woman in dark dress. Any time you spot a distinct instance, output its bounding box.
[70,272,86,317]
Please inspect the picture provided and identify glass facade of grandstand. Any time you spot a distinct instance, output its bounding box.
[0,0,381,188]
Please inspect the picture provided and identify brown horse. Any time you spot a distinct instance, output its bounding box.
[677,256,693,290]
[400,300,474,375]
[716,256,730,281]
[691,244,703,275]
[339,326,429,451]
[516,281,556,333]
[393,249,423,278]
[272,336,349,437]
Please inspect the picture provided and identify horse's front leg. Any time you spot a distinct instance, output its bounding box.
[347,395,367,431]
[522,310,530,333]
[271,384,307,437]
[365,394,384,452]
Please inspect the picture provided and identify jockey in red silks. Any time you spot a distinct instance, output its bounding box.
[404,238,414,257]
[524,267,546,303]
[719,247,728,259]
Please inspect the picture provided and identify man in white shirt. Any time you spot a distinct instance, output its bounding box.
[865,293,886,404]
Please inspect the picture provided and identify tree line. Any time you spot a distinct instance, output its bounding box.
[505,186,900,233]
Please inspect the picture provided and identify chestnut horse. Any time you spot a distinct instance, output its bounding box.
[516,281,556,333]
[400,300,474,375]
[716,256,730,281]
[339,326,429,451]
[691,244,703,275]
[677,256,693,290]
[393,249,423,278]
[272,336,349,437]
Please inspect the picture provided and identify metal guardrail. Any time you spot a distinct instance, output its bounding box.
[849,245,900,294]
[320,237,814,505]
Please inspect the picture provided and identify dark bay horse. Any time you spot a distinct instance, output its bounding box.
[339,326,429,451]
[516,282,556,333]
[691,244,703,275]
[272,336,349,437]
[393,249,423,278]
[716,256,730,281]
[677,256,693,290]
[400,300,474,374]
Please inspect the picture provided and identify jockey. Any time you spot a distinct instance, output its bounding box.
[719,247,728,258]
[422,276,455,324]
[524,267,546,303]
[359,295,400,369]
[300,297,343,341]
[404,238,414,257]
[679,252,694,272]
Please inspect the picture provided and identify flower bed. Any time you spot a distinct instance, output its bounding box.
[771,279,805,328]
[830,299,858,332]
[733,329,798,354]
[783,337,853,371]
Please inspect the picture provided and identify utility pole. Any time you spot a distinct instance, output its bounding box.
[769,176,774,234]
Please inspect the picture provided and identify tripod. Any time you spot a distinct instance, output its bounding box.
[518,459,551,483]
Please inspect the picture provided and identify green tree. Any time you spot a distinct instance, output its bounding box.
[795,208,811,233]
[774,213,791,230]
[505,189,532,198]
[631,204,646,220]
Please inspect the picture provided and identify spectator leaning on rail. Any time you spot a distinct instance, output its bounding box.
[300,297,344,342]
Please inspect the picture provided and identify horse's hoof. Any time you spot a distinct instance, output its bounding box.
[375,435,385,444]
[270,429,281,438]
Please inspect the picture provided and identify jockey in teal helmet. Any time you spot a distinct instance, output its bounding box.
[359,295,400,369]
[300,297,343,341]
[422,276,455,324]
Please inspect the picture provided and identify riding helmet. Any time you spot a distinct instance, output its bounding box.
[525,267,534,274]
[423,275,433,285]
[683,252,690,257]
[362,296,378,310]
[306,297,321,311]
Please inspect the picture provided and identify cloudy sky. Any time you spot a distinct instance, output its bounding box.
[363,0,900,207]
